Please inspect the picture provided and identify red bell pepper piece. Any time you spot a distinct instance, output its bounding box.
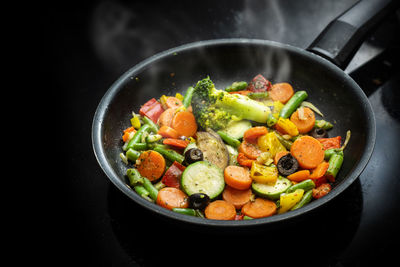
[247,74,272,92]
[317,136,341,150]
[311,176,328,188]
[139,98,165,123]
[161,161,186,188]
[234,214,244,220]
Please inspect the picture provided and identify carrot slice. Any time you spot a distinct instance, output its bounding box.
[269,83,294,104]
[171,111,198,137]
[156,187,189,210]
[136,150,166,181]
[163,138,190,149]
[222,186,253,209]
[241,198,277,218]
[158,125,180,139]
[290,136,325,169]
[290,107,316,134]
[243,126,268,143]
[165,97,183,109]
[274,150,289,165]
[157,108,176,128]
[237,153,254,167]
[205,200,236,220]
[287,170,311,182]
[224,166,252,190]
[122,127,136,142]
[238,140,262,160]
[310,161,330,179]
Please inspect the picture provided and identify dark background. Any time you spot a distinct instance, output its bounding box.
[41,1,400,266]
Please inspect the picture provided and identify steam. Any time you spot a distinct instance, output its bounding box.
[90,0,293,83]
[90,1,192,75]
[234,0,292,83]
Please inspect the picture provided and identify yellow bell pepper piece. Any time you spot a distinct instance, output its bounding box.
[257,134,269,152]
[273,101,284,114]
[278,189,304,214]
[276,117,299,136]
[257,132,287,157]
[175,92,184,101]
[160,95,168,109]
[250,162,278,184]
[256,151,273,166]
[174,105,187,113]
[130,115,141,129]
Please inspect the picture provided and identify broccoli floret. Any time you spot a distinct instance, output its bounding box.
[191,77,270,130]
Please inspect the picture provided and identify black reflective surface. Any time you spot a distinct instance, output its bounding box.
[45,1,400,266]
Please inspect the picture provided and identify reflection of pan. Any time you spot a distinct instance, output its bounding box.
[92,0,396,229]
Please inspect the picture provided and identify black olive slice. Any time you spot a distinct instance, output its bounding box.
[188,193,210,210]
[277,154,299,176]
[184,148,204,165]
[310,128,328,138]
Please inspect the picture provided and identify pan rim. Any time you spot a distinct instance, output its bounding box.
[92,38,376,228]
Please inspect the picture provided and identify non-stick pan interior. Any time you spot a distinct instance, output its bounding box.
[92,39,375,228]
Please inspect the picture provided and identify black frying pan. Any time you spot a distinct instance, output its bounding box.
[92,0,396,230]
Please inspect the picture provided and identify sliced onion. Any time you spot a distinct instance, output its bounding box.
[298,106,307,121]
[300,101,324,117]
[341,130,351,150]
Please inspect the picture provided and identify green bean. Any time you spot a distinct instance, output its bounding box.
[142,116,159,133]
[153,144,185,164]
[143,178,159,201]
[324,148,343,160]
[276,200,280,209]
[287,179,315,193]
[291,190,313,210]
[326,153,344,180]
[182,86,195,108]
[315,119,333,130]
[248,91,269,100]
[291,134,304,142]
[134,185,151,200]
[153,180,166,190]
[217,131,241,148]
[279,91,308,119]
[266,113,278,127]
[120,152,128,165]
[146,134,162,143]
[194,209,205,218]
[126,148,141,162]
[125,124,151,151]
[131,143,147,151]
[172,208,197,216]
[225,81,248,92]
[243,215,254,220]
[126,168,144,186]
[274,131,293,150]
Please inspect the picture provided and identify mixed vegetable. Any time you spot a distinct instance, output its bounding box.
[120,74,350,220]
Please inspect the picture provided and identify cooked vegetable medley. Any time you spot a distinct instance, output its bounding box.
[120,74,351,220]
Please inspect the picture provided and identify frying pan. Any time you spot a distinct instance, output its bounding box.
[92,0,396,230]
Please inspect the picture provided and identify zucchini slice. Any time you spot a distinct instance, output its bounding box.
[223,120,252,139]
[181,161,225,199]
[252,176,292,200]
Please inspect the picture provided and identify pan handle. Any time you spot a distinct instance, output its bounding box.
[307,0,399,70]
